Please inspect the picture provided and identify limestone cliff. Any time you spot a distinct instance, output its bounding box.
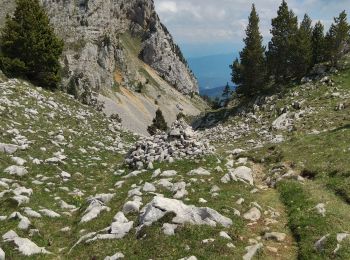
[38,0,198,100]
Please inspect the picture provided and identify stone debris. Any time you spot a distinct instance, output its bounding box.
[139,196,232,228]
[125,119,214,169]
[104,252,125,260]
[2,230,50,256]
[243,243,263,260]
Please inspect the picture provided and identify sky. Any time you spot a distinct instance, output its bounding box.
[154,0,350,58]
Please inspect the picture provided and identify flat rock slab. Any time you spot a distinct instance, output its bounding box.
[2,230,50,256]
[4,166,28,177]
[139,196,232,228]
[232,166,254,185]
[0,143,19,154]
[187,168,211,176]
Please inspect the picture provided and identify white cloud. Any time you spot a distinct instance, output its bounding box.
[154,0,350,49]
[157,1,177,13]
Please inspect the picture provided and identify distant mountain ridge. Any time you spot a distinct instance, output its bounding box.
[200,85,235,99]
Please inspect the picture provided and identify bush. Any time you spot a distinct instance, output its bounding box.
[0,0,64,89]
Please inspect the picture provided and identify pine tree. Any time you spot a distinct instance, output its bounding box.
[291,14,313,79]
[312,21,326,64]
[230,58,243,87]
[0,0,63,89]
[222,82,231,106]
[147,109,168,135]
[231,4,266,96]
[266,0,298,82]
[325,11,350,66]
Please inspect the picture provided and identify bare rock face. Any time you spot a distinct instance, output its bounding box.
[0,0,198,103]
[140,23,198,94]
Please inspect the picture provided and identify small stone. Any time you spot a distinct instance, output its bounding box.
[227,242,235,248]
[39,209,60,218]
[243,243,263,260]
[315,203,326,217]
[243,207,261,222]
[162,223,178,236]
[267,246,278,253]
[4,165,28,176]
[219,231,232,240]
[187,168,211,176]
[264,232,286,242]
[236,198,244,205]
[0,247,4,260]
[202,238,215,244]
[104,252,124,260]
[143,182,156,192]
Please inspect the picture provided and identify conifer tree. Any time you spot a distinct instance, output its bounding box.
[325,11,350,66]
[222,82,231,106]
[0,0,63,89]
[292,14,313,79]
[312,21,326,64]
[231,4,266,96]
[266,0,298,82]
[230,58,243,87]
[147,109,168,135]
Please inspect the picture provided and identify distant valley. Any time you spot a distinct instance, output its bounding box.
[188,53,237,91]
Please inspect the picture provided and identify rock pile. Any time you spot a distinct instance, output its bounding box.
[125,119,214,169]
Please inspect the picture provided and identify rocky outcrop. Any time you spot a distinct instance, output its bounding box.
[0,0,198,103]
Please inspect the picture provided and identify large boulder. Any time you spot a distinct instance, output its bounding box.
[139,196,232,228]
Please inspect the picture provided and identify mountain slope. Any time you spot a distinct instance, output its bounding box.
[0,0,206,135]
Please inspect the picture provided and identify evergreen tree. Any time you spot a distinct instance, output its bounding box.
[266,0,298,82]
[312,21,326,64]
[230,58,243,87]
[325,11,350,66]
[0,0,63,89]
[222,82,231,106]
[147,109,168,135]
[291,14,313,79]
[231,4,266,96]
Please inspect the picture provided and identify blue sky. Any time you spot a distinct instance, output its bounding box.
[154,0,350,58]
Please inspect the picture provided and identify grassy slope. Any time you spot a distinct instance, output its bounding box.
[0,77,296,259]
[0,57,349,259]
[210,59,350,259]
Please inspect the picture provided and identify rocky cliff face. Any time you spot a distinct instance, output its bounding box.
[1,0,198,102]
[0,0,205,135]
